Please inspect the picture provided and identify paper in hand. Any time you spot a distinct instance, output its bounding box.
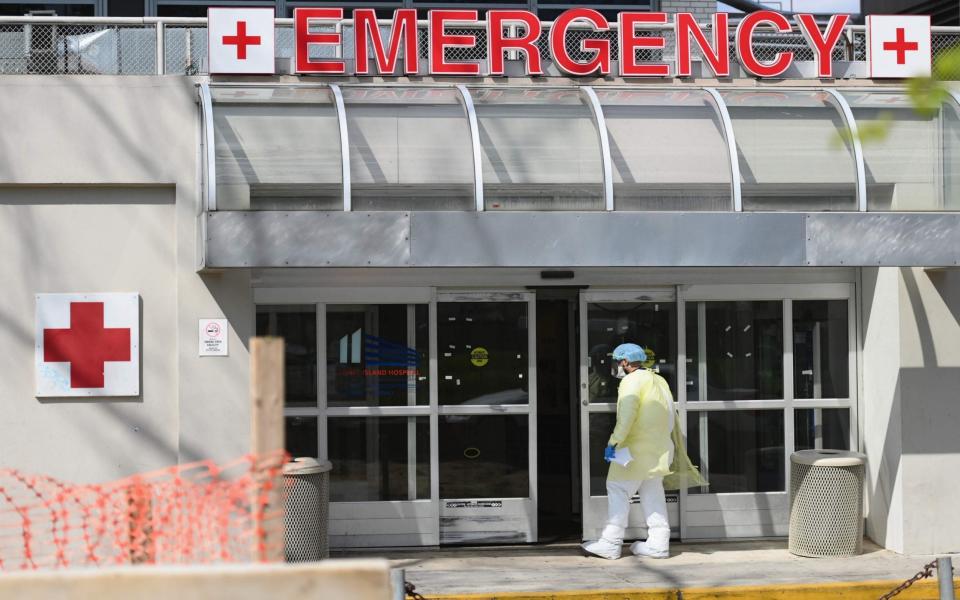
[612,447,633,467]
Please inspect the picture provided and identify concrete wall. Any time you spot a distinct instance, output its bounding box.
[0,76,253,481]
[861,266,960,555]
[0,560,392,600]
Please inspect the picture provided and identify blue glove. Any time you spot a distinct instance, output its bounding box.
[604,445,616,463]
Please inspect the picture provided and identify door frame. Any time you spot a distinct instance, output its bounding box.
[255,287,440,548]
[679,282,859,540]
[578,287,681,542]
[435,290,538,544]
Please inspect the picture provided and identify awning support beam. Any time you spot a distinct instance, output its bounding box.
[198,82,216,212]
[703,87,743,212]
[580,86,614,212]
[456,84,484,212]
[329,83,352,212]
[824,88,868,212]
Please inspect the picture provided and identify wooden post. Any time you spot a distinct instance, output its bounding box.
[250,336,285,562]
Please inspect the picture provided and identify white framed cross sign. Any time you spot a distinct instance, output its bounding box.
[208,7,276,75]
[868,15,932,78]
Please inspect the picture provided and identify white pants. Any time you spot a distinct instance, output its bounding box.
[601,478,670,547]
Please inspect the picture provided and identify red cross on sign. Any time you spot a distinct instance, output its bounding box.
[44,303,130,388]
[36,293,140,397]
[222,20,261,60]
[883,27,919,65]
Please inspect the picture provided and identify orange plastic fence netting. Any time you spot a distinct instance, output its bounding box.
[0,452,288,570]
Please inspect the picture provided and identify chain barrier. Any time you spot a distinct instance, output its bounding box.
[405,580,427,600]
[878,560,938,600]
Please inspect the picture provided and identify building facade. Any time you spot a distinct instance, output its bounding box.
[1,8,959,556]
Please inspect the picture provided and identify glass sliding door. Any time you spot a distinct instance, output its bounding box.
[437,292,537,545]
[579,290,681,542]
[680,285,857,540]
[260,301,438,548]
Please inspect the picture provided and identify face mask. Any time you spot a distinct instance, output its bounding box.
[611,363,627,379]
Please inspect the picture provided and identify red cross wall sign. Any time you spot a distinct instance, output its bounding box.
[868,15,931,78]
[208,7,276,75]
[35,293,140,397]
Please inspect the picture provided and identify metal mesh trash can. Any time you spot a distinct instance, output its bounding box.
[789,450,866,558]
[283,457,333,562]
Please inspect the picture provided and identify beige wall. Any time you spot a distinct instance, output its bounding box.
[861,266,960,554]
[0,76,253,481]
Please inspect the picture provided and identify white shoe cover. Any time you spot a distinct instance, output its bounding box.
[629,540,668,559]
[630,528,670,559]
[581,538,622,560]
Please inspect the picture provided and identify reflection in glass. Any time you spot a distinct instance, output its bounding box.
[795,408,850,451]
[286,416,318,459]
[438,302,528,406]
[328,417,430,502]
[586,302,677,404]
[326,304,429,408]
[256,305,317,407]
[687,410,785,494]
[842,91,960,211]
[704,301,783,401]
[342,87,474,210]
[212,87,342,210]
[469,87,604,210]
[440,414,529,498]
[721,90,857,211]
[595,89,732,210]
[589,413,617,496]
[793,300,849,399]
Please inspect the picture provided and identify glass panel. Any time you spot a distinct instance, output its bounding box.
[586,301,677,403]
[212,87,342,210]
[595,89,732,211]
[440,414,529,498]
[328,417,430,502]
[588,412,616,496]
[704,301,783,401]
[438,302,528,406]
[688,410,785,494]
[842,91,960,211]
[286,416,318,459]
[945,101,960,210]
[255,305,317,408]
[795,408,851,451]
[342,87,474,211]
[469,87,604,210]
[721,90,857,211]
[793,300,849,399]
[326,304,429,408]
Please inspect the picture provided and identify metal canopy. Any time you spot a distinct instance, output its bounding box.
[200,82,960,268]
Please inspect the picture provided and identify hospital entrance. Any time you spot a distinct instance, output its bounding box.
[255,276,856,548]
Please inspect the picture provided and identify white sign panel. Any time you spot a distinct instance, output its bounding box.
[208,7,276,75]
[868,15,931,78]
[199,318,229,357]
[35,293,140,397]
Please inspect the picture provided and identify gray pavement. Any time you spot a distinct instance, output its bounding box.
[335,540,955,595]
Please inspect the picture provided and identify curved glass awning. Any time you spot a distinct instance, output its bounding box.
[202,84,960,213]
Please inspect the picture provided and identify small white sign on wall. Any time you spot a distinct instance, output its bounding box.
[199,319,229,356]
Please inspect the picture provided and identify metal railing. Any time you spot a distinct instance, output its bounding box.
[2,16,960,78]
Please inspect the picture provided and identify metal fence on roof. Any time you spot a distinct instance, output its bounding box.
[0,17,959,78]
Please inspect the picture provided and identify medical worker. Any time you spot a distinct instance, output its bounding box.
[582,343,675,560]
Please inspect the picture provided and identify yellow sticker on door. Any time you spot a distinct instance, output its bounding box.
[470,347,489,367]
